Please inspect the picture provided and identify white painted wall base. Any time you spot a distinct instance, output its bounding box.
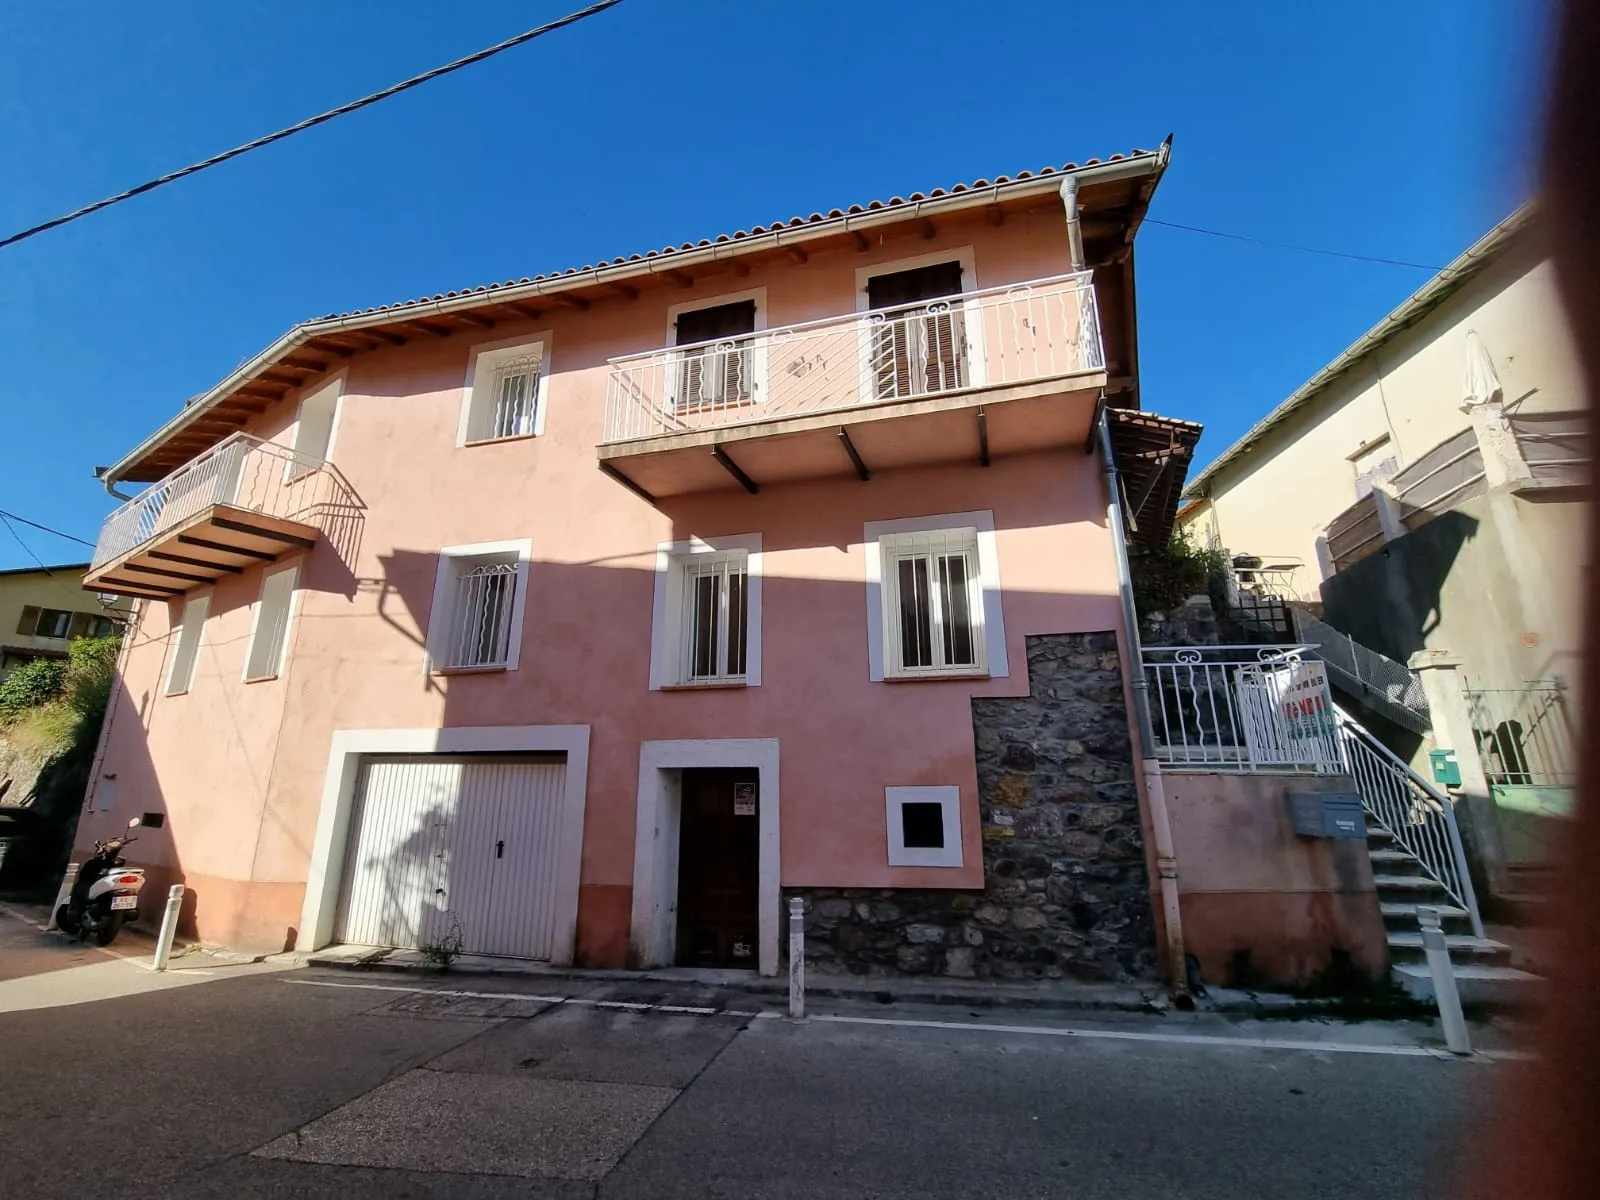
[630,738,781,976]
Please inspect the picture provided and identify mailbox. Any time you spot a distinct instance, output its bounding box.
[1286,791,1367,839]
[1428,749,1462,788]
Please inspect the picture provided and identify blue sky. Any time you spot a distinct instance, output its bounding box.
[0,0,1551,569]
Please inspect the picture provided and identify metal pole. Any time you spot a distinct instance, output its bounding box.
[152,884,185,972]
[1417,905,1471,1055]
[787,896,806,1020]
[45,863,79,931]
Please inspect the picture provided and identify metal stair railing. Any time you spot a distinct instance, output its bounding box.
[1293,607,1432,734]
[1335,706,1484,937]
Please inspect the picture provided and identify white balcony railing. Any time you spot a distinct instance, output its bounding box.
[91,433,355,570]
[1144,645,1344,773]
[602,271,1103,444]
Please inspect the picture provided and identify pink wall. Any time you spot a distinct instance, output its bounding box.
[79,209,1132,957]
[1161,771,1389,985]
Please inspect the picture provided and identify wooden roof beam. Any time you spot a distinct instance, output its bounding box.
[451,311,495,329]
[608,281,640,301]
[551,294,591,310]
[497,301,544,320]
[403,320,454,338]
[784,247,808,264]
[279,355,330,372]
[665,269,694,289]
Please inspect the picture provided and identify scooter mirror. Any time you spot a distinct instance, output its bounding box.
[127,816,142,829]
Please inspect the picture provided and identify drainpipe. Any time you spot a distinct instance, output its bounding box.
[1059,177,1087,272]
[1096,406,1192,1006]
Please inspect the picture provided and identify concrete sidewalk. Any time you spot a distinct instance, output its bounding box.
[0,899,295,1013]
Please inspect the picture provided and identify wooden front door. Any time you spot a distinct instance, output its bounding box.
[675,768,760,968]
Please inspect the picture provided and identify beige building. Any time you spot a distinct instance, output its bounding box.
[0,564,131,676]
[1180,204,1582,602]
[1180,203,1587,889]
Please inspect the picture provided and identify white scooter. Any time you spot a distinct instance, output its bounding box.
[56,816,147,946]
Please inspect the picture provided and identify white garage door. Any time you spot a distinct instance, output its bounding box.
[334,755,566,959]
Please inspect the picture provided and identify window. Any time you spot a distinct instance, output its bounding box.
[426,540,533,672]
[165,594,210,696]
[85,614,120,639]
[20,607,73,639]
[460,335,551,445]
[885,786,962,868]
[1349,434,1399,500]
[287,376,342,480]
[866,260,969,400]
[670,297,760,413]
[244,562,298,681]
[864,510,1007,683]
[649,534,763,689]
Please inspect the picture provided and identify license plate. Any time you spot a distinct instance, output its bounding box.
[110,895,138,911]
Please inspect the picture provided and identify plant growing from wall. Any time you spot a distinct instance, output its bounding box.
[1130,530,1230,618]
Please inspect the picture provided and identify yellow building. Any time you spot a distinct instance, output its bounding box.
[0,564,133,676]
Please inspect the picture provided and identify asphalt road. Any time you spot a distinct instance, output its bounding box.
[0,918,1501,1199]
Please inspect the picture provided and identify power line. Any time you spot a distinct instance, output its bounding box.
[1142,217,1445,272]
[0,508,95,549]
[0,0,626,251]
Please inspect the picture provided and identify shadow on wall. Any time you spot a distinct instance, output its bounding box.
[1319,509,1479,664]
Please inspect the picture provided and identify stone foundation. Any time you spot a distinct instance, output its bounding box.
[790,632,1158,982]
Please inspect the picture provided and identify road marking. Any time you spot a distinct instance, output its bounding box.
[801,1013,1526,1060]
[282,978,1526,1061]
[0,901,49,930]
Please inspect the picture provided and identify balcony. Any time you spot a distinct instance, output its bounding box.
[85,433,358,600]
[600,271,1106,498]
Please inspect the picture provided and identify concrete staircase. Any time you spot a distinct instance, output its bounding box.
[1366,825,1543,1008]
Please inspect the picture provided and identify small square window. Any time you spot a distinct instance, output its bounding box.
[885,786,962,868]
[900,802,946,849]
[462,337,550,444]
[426,542,532,673]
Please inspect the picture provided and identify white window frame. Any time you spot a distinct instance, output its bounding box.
[164,592,211,696]
[649,533,763,690]
[664,288,768,416]
[885,785,963,868]
[424,539,534,674]
[863,510,1007,682]
[458,332,553,446]
[243,560,301,682]
[854,246,987,396]
[285,372,345,482]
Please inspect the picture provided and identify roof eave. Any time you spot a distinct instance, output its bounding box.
[104,151,1168,486]
[1182,202,1539,499]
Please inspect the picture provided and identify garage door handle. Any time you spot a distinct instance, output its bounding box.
[496,840,504,859]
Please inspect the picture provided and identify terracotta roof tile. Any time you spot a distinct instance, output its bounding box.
[324,151,1152,319]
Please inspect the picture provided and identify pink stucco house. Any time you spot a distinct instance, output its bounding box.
[77,142,1212,983]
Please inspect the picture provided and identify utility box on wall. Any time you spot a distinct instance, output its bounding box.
[1286,791,1367,839]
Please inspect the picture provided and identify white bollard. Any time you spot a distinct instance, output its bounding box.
[1417,905,1471,1055]
[45,863,79,931]
[788,896,806,1020]
[151,884,185,972]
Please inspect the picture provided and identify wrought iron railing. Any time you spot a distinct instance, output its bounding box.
[90,433,355,570]
[1336,709,1484,935]
[1144,645,1343,772]
[1465,680,1575,788]
[602,271,1103,444]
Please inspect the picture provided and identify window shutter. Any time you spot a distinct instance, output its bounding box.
[289,382,340,477]
[16,605,40,636]
[67,612,92,638]
[165,594,210,695]
[245,567,297,680]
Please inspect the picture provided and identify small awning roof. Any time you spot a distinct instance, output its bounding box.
[1106,407,1204,549]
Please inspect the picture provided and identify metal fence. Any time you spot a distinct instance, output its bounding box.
[1289,607,1431,734]
[1144,645,1344,773]
[91,433,355,570]
[1464,680,1575,788]
[602,271,1103,443]
[1337,709,1484,935]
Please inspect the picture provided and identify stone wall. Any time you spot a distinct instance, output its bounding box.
[789,632,1158,982]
